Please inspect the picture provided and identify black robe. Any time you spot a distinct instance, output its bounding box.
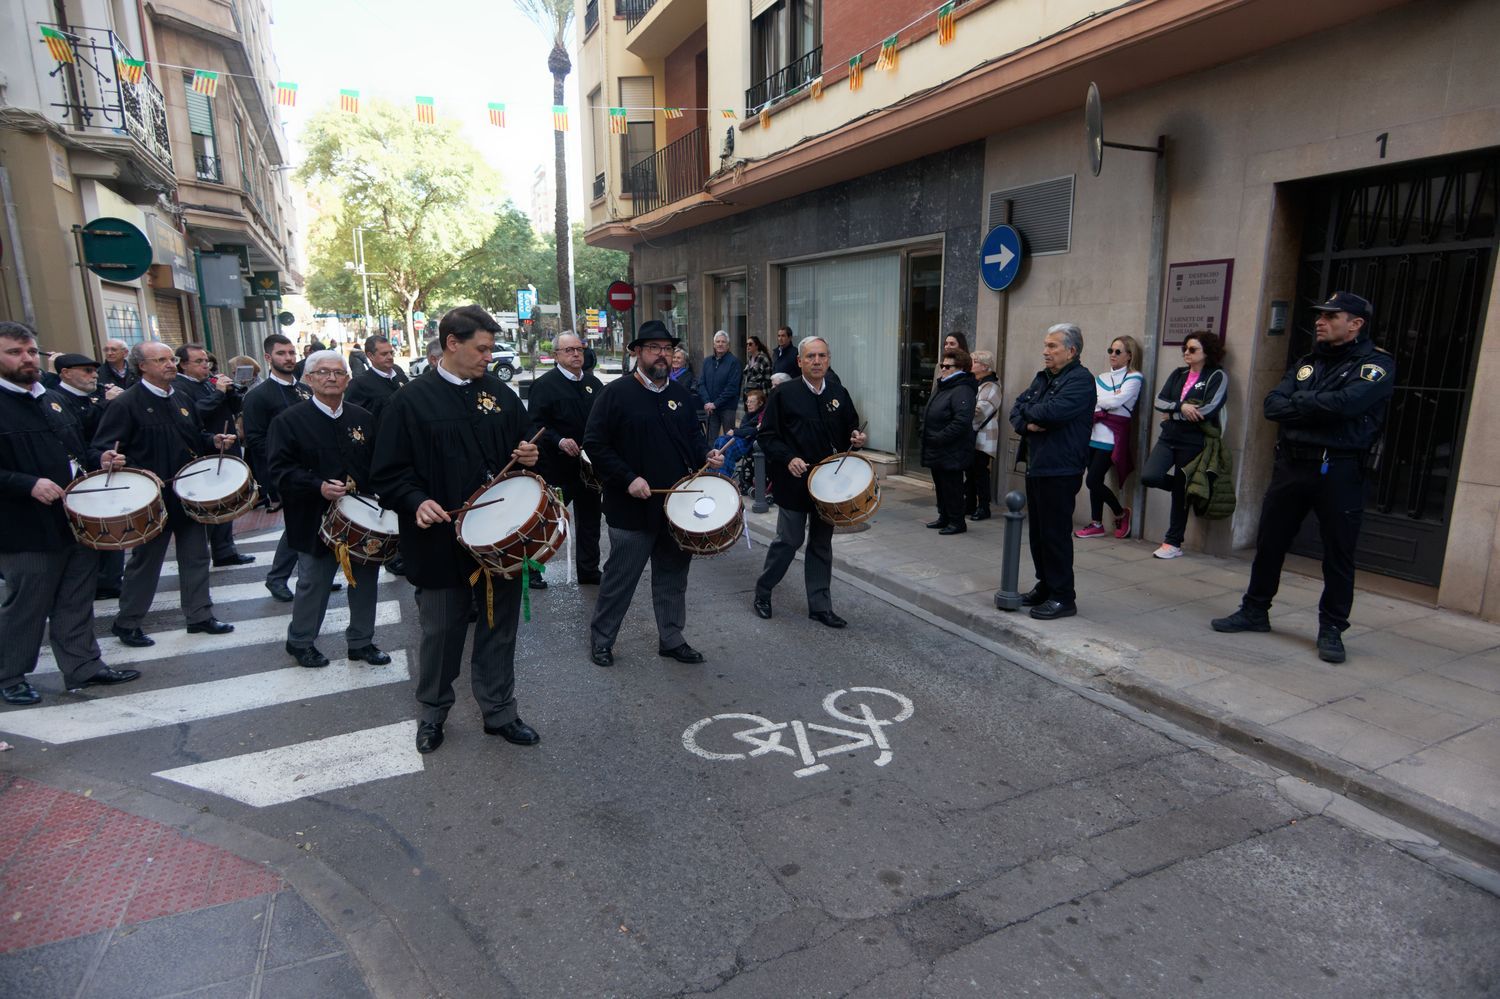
[267,400,377,554]
[98,363,136,392]
[527,366,604,495]
[343,367,408,434]
[93,382,215,523]
[0,386,101,553]
[242,376,310,503]
[369,367,528,588]
[173,374,239,439]
[54,384,106,440]
[758,378,861,514]
[582,374,707,533]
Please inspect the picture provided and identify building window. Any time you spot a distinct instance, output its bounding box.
[619,78,655,195]
[102,287,146,345]
[184,75,220,182]
[712,274,747,345]
[749,0,820,110]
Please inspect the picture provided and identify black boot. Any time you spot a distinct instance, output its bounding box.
[969,506,991,522]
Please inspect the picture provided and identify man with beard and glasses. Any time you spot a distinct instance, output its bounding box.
[242,333,314,602]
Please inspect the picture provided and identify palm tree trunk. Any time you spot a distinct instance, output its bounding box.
[552,68,574,333]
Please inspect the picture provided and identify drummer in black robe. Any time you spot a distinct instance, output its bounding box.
[527,332,604,587]
[344,334,409,432]
[369,305,541,756]
[582,320,723,669]
[52,353,127,599]
[754,336,865,629]
[0,323,137,704]
[174,343,251,567]
[242,333,312,601]
[268,349,389,670]
[93,340,238,648]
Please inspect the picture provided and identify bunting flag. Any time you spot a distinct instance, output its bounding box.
[937,2,957,45]
[809,76,824,100]
[116,54,145,85]
[276,81,298,106]
[607,108,628,134]
[876,35,899,72]
[663,107,684,119]
[552,105,569,131]
[40,26,74,64]
[488,102,507,127]
[339,88,360,113]
[720,109,737,120]
[415,95,435,124]
[847,55,863,92]
[759,108,770,129]
[191,70,219,97]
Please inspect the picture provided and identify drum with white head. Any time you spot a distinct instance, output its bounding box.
[173,455,258,524]
[807,452,881,528]
[665,473,743,556]
[456,471,568,578]
[63,468,167,550]
[319,493,400,565]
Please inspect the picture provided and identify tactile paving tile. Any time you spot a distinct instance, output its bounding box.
[0,776,281,953]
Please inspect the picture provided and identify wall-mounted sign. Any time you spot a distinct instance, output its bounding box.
[251,271,282,299]
[79,217,152,282]
[199,253,246,308]
[1161,259,1234,346]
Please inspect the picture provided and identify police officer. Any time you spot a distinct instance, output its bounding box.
[1211,292,1395,663]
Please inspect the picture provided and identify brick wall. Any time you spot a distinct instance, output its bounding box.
[823,0,940,64]
[663,26,708,146]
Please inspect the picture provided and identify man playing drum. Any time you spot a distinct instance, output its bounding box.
[242,333,312,602]
[582,320,723,668]
[174,343,253,568]
[267,350,391,670]
[370,306,540,756]
[753,336,866,628]
[93,341,238,648]
[527,332,604,587]
[0,322,137,705]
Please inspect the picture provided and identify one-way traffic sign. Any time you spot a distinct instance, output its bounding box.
[980,224,1023,291]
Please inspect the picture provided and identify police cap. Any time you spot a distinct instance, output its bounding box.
[1311,292,1373,324]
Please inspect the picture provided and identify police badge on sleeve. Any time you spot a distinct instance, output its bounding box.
[1360,363,1387,382]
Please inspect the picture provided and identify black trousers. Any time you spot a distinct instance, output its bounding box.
[1085,447,1124,522]
[1026,473,1084,603]
[1244,455,1365,632]
[1140,438,1205,546]
[932,468,965,526]
[965,451,993,513]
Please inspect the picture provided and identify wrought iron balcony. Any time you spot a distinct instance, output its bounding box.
[626,127,705,217]
[593,172,606,201]
[620,0,657,32]
[585,0,599,33]
[747,46,822,113]
[37,24,172,172]
[194,153,222,183]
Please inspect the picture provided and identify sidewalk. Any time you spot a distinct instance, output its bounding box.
[743,476,1500,870]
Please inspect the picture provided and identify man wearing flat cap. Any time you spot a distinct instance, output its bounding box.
[1212,292,1395,665]
[52,353,126,599]
[582,320,723,668]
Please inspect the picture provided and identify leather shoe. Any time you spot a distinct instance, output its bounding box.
[591,645,615,667]
[347,645,392,665]
[969,508,991,522]
[1020,586,1049,608]
[265,580,294,602]
[528,575,548,590]
[577,570,601,585]
[1029,599,1078,620]
[809,610,847,629]
[415,721,444,754]
[212,552,255,567]
[925,518,947,529]
[658,642,705,664]
[387,556,406,577]
[111,625,154,648]
[330,581,343,592]
[187,618,234,636]
[75,666,141,689]
[286,643,329,669]
[94,586,121,600]
[753,596,773,619]
[484,717,540,745]
[1,681,41,706]
[938,524,967,535]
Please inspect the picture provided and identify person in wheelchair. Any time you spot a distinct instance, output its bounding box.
[712,387,766,489]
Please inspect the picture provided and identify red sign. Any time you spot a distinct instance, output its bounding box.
[414,318,427,333]
[607,280,635,311]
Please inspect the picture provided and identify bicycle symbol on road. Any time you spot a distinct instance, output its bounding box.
[681,687,914,778]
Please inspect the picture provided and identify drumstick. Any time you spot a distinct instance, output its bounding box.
[493,428,546,480]
[835,421,870,474]
[217,421,230,475]
[67,486,133,495]
[446,495,506,517]
[649,488,704,495]
[168,466,212,484]
[106,441,120,486]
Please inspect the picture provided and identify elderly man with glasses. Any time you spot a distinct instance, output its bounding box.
[527,332,606,586]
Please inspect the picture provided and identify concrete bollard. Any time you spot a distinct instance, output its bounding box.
[993,490,1027,611]
[751,442,770,514]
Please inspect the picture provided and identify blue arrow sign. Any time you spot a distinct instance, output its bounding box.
[980,224,1023,292]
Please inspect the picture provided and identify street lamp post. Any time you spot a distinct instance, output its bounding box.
[347,226,387,338]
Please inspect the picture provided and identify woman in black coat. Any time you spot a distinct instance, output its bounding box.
[1142,330,1229,560]
[922,346,978,535]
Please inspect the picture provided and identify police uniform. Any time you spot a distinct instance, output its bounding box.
[1214,293,1395,660]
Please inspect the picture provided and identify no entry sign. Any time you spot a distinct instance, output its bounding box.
[607,280,635,312]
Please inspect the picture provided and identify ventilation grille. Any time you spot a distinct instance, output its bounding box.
[986,175,1074,256]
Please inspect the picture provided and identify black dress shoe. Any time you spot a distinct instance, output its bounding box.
[658,643,705,664]
[484,717,540,745]
[286,644,329,669]
[265,580,294,602]
[94,586,121,600]
[415,721,444,754]
[330,581,343,592]
[969,508,991,522]
[76,666,142,689]
[1,681,41,706]
[387,556,406,577]
[111,625,154,648]
[577,570,601,585]
[187,618,234,635]
[591,645,614,667]
[212,552,255,567]
[1020,586,1049,608]
[347,645,392,665]
[753,596,773,619]
[938,524,967,535]
[528,575,549,590]
[925,518,948,529]
[809,610,847,629]
[1029,599,1078,620]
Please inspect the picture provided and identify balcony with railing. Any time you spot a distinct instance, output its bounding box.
[620,0,657,31]
[626,127,706,217]
[620,0,705,57]
[195,153,223,183]
[747,46,822,114]
[584,0,599,33]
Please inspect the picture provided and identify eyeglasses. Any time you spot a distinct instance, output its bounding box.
[556,346,584,353]
[637,344,672,355]
[939,363,956,370]
[1107,348,1127,356]
[307,369,349,379]
[1182,346,1202,355]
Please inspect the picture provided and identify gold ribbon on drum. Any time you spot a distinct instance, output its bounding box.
[469,566,496,629]
[335,541,357,588]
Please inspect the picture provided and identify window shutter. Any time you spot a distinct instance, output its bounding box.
[750,0,780,20]
[185,82,215,137]
[986,175,1074,256]
[620,77,654,123]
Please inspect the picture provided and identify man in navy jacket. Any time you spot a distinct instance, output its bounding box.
[698,331,742,437]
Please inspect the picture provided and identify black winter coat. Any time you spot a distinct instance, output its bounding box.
[1008,360,1095,477]
[1263,335,1395,453]
[759,378,860,513]
[921,371,978,471]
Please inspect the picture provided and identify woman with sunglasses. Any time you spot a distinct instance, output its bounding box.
[1142,331,1228,559]
[922,346,978,534]
[1076,336,1143,539]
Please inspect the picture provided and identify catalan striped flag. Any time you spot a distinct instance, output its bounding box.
[339,89,360,113]
[276,81,297,106]
[552,105,569,131]
[937,2,957,45]
[191,70,219,97]
[847,55,863,92]
[415,96,435,124]
[809,76,824,100]
[488,102,507,127]
[720,109,737,120]
[607,108,628,134]
[662,107,683,119]
[876,35,899,72]
[116,55,145,85]
[759,108,769,129]
[40,26,74,64]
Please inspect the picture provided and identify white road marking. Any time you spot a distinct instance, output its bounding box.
[235,528,284,544]
[154,721,423,807]
[92,576,397,618]
[159,551,271,579]
[0,653,409,744]
[36,601,402,673]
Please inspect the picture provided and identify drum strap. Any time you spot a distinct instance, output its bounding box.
[468,559,546,627]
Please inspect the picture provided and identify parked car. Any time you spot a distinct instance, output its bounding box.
[491,342,519,381]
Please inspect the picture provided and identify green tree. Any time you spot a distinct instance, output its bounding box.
[298,99,504,337]
[515,0,576,331]
[430,203,549,315]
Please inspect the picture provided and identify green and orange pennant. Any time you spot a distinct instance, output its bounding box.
[847,55,863,92]
[876,34,899,72]
[415,95,435,124]
[191,70,219,97]
[607,108,628,134]
[937,2,957,45]
[339,89,360,113]
[552,105,569,131]
[40,26,74,64]
[276,81,298,106]
[488,102,507,127]
[116,53,145,85]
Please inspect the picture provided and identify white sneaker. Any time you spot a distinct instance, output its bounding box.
[1153,543,1184,559]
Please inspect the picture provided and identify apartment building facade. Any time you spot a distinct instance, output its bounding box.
[578,0,1500,619]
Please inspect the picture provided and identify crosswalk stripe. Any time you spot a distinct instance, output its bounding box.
[153,721,423,807]
[235,528,284,544]
[159,551,271,579]
[36,601,402,673]
[0,653,409,745]
[93,576,397,618]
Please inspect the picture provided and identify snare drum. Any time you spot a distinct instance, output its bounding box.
[319,494,400,565]
[807,452,881,528]
[456,471,568,579]
[173,455,259,524]
[63,468,167,550]
[665,473,743,556]
[578,449,602,493]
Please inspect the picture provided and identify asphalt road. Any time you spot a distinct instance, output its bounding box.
[4,529,1499,997]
